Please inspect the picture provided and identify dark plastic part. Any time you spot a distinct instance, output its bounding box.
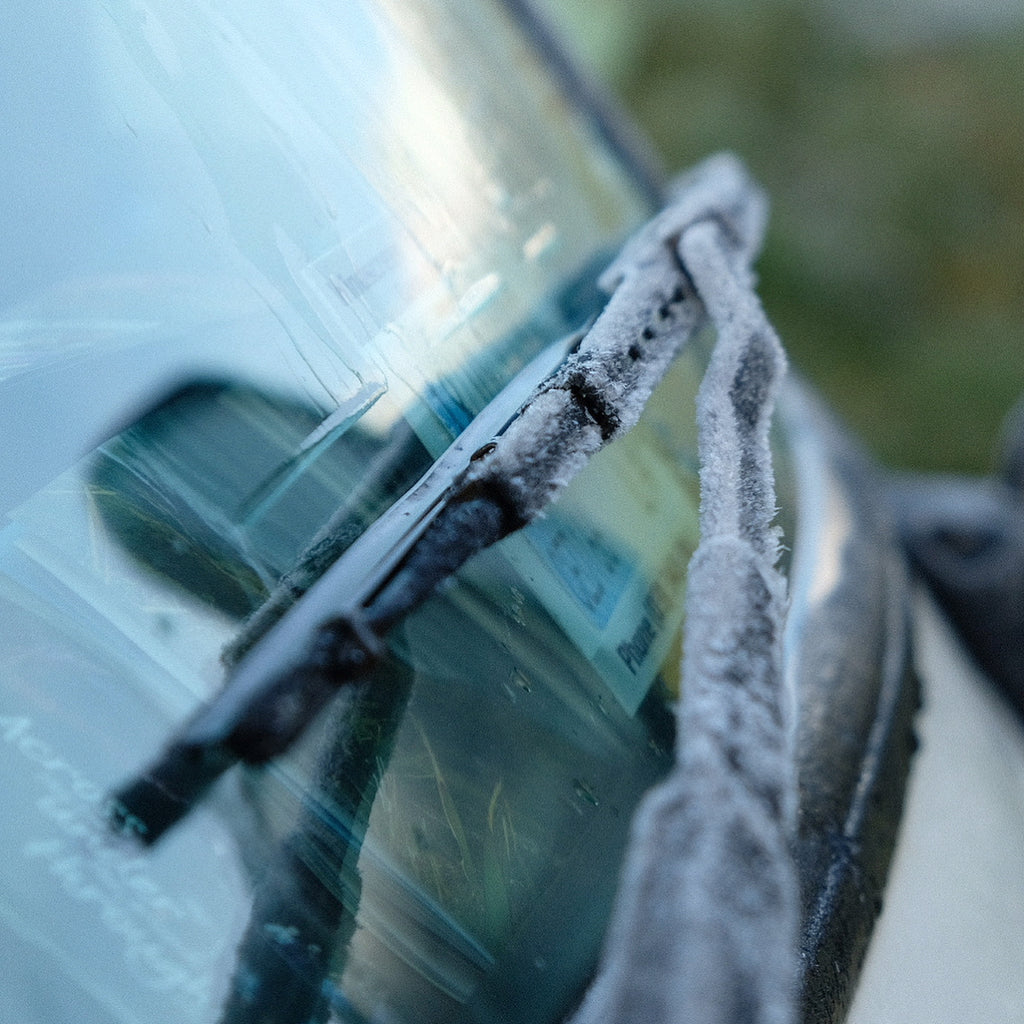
[108,616,385,843]
[890,392,1024,724]
[109,741,236,846]
[891,473,1024,725]
[783,390,921,1024]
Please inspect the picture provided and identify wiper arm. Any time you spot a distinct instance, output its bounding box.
[109,153,768,846]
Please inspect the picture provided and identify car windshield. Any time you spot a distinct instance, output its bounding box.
[0,0,655,697]
[1,0,652,506]
[0,3,669,1023]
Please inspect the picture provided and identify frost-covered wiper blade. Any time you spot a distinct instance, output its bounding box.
[110,153,770,845]
[107,332,574,840]
[568,191,794,1024]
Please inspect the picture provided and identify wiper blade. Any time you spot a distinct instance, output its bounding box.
[109,153,768,846]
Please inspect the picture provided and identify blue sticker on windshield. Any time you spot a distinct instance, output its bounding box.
[525,515,633,628]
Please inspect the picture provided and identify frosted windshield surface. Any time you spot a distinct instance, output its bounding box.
[0,2,650,1023]
[0,0,648,508]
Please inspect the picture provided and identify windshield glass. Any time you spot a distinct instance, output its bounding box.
[1,0,650,509]
[0,2,659,1023]
[0,0,651,669]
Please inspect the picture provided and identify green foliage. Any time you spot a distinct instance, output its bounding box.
[542,0,1024,471]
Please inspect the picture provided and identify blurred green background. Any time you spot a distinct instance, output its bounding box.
[538,0,1024,473]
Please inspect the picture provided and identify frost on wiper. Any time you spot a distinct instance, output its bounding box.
[569,166,795,1024]
[110,154,797,1024]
